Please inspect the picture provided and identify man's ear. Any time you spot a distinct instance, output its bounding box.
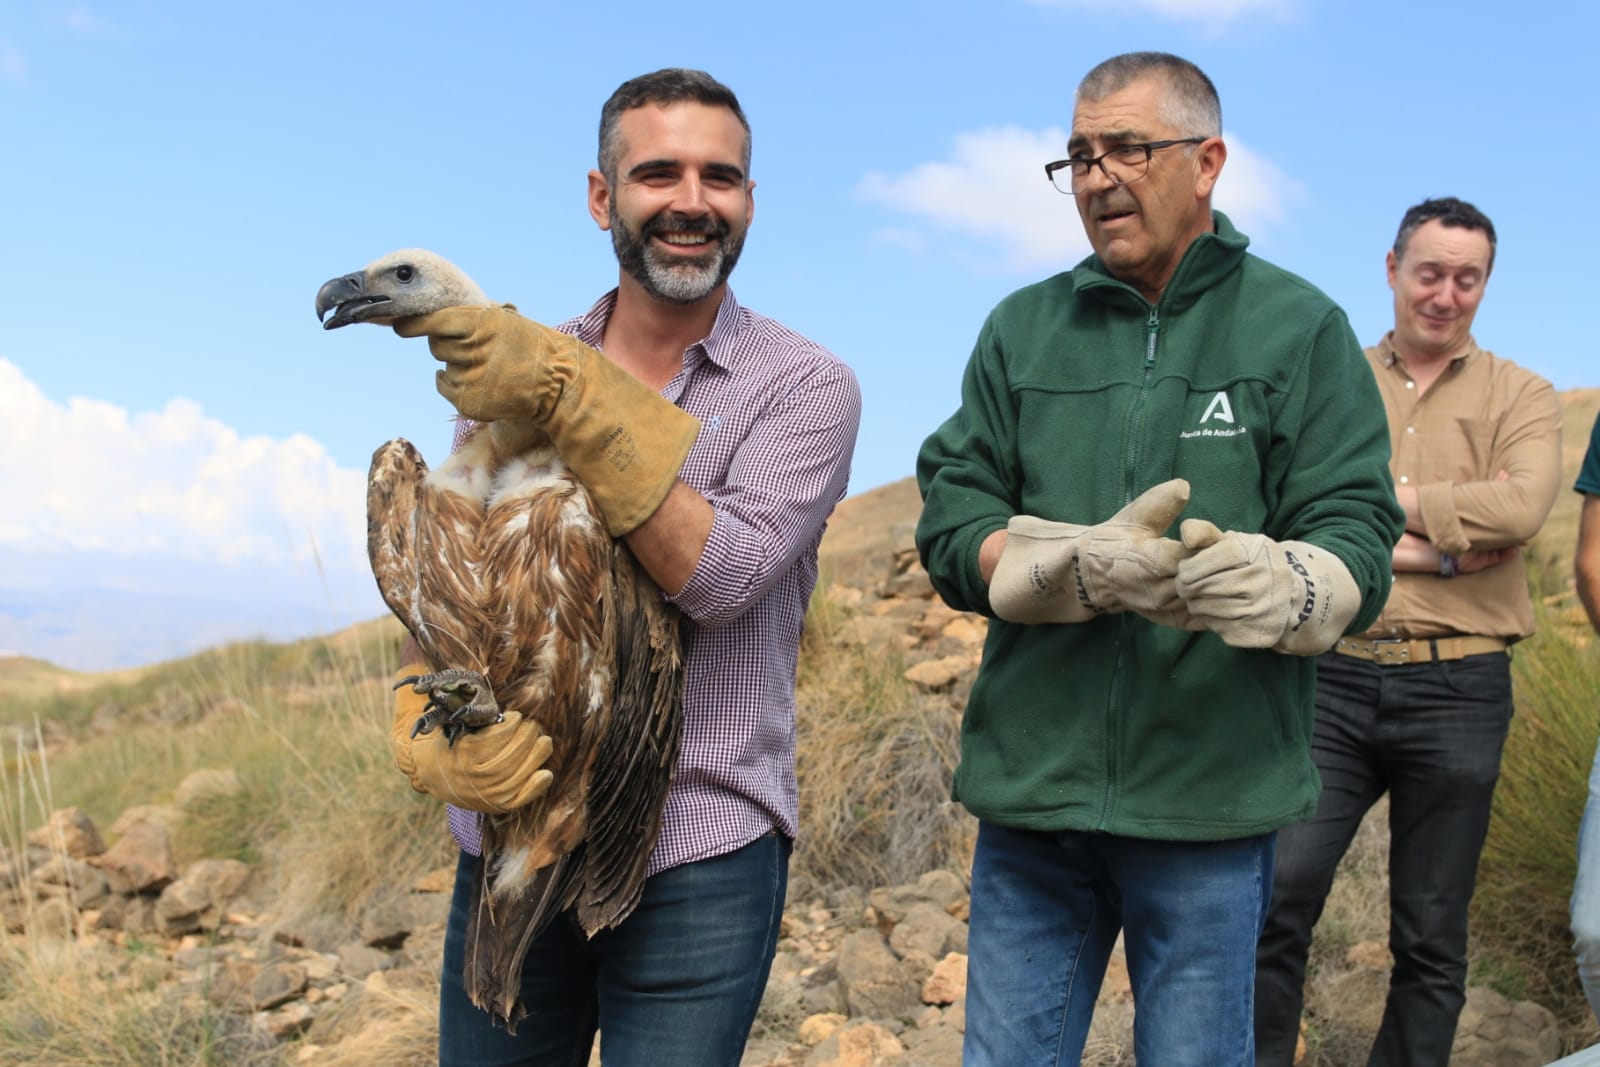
[1194,137,1227,200]
[588,169,611,231]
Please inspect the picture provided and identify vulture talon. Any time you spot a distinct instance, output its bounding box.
[398,669,502,743]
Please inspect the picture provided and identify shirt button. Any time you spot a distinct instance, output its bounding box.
[1406,381,1416,389]
[1406,426,1415,434]
[1399,476,1409,484]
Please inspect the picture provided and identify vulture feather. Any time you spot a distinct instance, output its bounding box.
[315,249,684,1030]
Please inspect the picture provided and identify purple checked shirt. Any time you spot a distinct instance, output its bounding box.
[445,288,861,875]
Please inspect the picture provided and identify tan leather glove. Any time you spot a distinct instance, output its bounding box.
[1175,521,1360,655]
[389,665,556,814]
[394,306,700,535]
[988,479,1193,626]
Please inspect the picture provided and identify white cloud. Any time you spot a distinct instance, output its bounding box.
[0,359,367,568]
[858,127,1302,272]
[1023,0,1296,19]
[859,126,1086,272]
[0,359,383,668]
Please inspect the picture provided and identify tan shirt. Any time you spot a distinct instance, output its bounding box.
[1361,333,1562,641]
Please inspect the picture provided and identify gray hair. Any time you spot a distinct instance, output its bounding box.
[1076,52,1222,139]
[598,68,751,183]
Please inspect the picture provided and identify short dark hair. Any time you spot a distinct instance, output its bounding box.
[1077,52,1221,139]
[1392,196,1497,270]
[598,68,751,182]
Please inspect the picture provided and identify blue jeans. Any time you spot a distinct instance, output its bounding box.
[438,832,790,1067]
[962,820,1275,1067]
[1254,650,1513,1067]
[1573,737,1600,1024]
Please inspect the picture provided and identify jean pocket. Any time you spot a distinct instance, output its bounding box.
[1438,653,1513,704]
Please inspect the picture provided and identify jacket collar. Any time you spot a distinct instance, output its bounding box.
[1070,209,1251,314]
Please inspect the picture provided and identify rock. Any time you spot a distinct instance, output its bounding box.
[253,1000,315,1041]
[901,1023,963,1067]
[156,878,217,935]
[337,941,393,978]
[108,804,181,839]
[920,953,965,1006]
[1449,986,1563,1067]
[27,807,105,858]
[95,815,177,895]
[156,858,251,935]
[210,958,308,1012]
[413,865,455,893]
[836,929,922,1021]
[32,854,111,907]
[800,1012,848,1046]
[804,1019,907,1066]
[360,899,412,950]
[25,895,77,941]
[903,658,969,692]
[174,767,242,809]
[868,872,967,926]
[888,903,966,959]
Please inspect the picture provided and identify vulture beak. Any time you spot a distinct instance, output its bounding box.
[315,270,391,329]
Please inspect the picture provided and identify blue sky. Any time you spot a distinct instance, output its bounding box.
[2,0,1590,669]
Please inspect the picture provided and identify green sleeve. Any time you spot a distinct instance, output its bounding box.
[915,315,1018,616]
[1266,308,1404,633]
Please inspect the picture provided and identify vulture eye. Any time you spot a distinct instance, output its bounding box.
[395,265,416,283]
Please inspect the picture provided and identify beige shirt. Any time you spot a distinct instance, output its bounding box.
[1361,333,1562,641]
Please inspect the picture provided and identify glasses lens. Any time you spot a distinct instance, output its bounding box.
[1099,145,1151,184]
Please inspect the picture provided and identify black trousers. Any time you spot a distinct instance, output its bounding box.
[1254,649,1513,1067]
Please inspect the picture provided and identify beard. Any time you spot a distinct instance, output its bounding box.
[610,207,746,305]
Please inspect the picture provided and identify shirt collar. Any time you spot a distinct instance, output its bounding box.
[570,287,744,372]
[1375,330,1482,372]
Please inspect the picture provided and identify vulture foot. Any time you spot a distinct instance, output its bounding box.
[394,669,504,745]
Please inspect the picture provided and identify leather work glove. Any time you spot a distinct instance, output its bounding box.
[1175,521,1360,655]
[988,479,1193,626]
[394,306,700,536]
[389,665,556,814]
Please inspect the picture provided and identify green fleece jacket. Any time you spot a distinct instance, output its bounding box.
[916,212,1403,841]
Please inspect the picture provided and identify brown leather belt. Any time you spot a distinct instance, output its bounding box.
[1332,635,1507,665]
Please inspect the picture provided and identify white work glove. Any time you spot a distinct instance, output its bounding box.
[989,479,1192,626]
[1175,520,1360,655]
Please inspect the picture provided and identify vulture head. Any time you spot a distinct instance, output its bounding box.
[316,248,488,329]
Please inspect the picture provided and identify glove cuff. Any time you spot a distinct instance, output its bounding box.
[544,341,700,536]
[1273,542,1361,656]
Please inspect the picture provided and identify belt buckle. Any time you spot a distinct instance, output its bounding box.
[1371,639,1409,665]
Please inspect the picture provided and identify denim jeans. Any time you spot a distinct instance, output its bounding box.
[962,820,1275,1067]
[1254,650,1513,1067]
[1572,737,1600,1024]
[437,832,790,1067]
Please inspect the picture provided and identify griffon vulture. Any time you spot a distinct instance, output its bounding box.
[315,249,684,1030]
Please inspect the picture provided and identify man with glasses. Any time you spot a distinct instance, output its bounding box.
[916,51,1402,1065]
[1254,197,1561,1067]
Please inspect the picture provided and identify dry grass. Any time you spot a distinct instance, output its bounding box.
[793,587,973,891]
[9,401,1600,1062]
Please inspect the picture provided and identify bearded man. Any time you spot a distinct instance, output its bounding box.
[391,67,861,1066]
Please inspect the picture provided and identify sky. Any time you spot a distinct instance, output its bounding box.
[2,0,1592,670]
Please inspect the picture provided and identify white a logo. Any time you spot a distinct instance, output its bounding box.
[1200,391,1235,425]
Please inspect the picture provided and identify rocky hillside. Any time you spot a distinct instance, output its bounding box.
[6,389,1600,1065]
[0,535,1576,1066]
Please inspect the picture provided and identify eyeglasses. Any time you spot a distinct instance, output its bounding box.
[1044,138,1208,194]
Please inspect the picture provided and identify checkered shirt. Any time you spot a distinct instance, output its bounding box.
[445,287,861,874]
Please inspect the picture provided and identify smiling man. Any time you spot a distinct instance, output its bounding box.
[915,52,1402,1065]
[391,68,861,1066]
[1255,197,1563,1067]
